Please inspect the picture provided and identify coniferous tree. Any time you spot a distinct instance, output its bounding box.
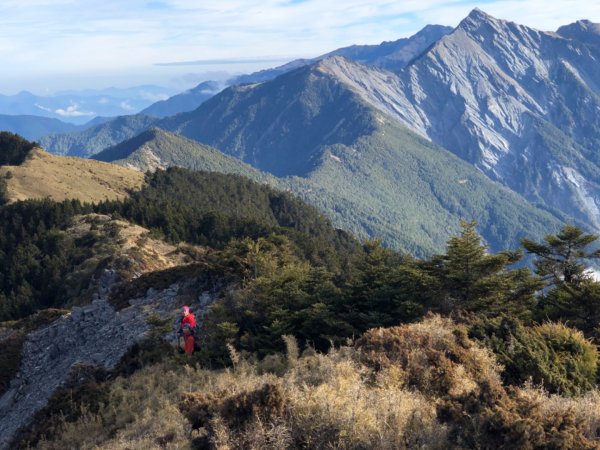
[523,225,600,338]
[419,221,541,318]
[522,224,600,286]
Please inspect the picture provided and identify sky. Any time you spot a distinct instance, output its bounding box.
[1,0,600,94]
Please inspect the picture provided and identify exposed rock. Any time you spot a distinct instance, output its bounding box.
[314,9,600,230]
[0,278,218,449]
[0,215,212,449]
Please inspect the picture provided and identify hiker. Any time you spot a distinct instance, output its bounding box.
[178,305,196,354]
[182,324,195,355]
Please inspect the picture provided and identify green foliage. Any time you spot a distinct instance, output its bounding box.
[337,241,429,332]
[414,221,542,318]
[97,168,358,269]
[284,121,567,258]
[522,224,600,286]
[0,131,37,166]
[0,199,92,321]
[523,225,600,339]
[0,168,358,322]
[470,317,598,395]
[0,132,36,166]
[538,280,600,339]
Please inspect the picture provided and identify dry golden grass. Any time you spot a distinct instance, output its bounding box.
[33,316,600,450]
[0,148,144,203]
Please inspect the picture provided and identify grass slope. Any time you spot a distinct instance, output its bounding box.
[0,148,144,204]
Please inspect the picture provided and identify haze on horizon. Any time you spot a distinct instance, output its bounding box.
[1,0,599,95]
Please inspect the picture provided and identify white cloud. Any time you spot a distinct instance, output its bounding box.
[34,103,53,113]
[138,91,170,102]
[1,1,600,92]
[55,104,94,117]
[119,100,135,111]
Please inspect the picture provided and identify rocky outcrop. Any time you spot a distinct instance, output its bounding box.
[0,296,145,449]
[0,277,217,449]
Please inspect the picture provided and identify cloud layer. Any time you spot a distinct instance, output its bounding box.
[1,0,599,92]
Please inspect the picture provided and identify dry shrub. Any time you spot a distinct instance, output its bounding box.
[439,381,600,449]
[34,364,191,450]
[517,386,600,442]
[356,314,501,397]
[287,355,447,449]
[354,315,600,448]
[180,381,286,447]
[29,315,599,449]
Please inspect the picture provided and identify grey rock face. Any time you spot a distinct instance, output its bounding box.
[0,298,147,449]
[0,276,210,449]
[315,10,600,230]
[557,19,600,48]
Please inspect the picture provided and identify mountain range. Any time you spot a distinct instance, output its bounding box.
[0,85,177,125]
[15,10,600,257]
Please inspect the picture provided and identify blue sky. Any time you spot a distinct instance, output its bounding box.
[1,0,599,94]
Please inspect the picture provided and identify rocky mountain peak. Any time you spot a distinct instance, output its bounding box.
[458,8,500,31]
[557,19,600,47]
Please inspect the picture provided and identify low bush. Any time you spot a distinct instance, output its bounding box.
[356,314,501,397]
[471,317,598,395]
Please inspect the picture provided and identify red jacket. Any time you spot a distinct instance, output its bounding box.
[181,313,196,330]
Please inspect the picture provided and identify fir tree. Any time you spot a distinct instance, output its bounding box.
[522,224,600,286]
[420,221,541,318]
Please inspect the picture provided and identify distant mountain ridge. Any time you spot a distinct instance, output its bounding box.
[98,72,567,256]
[0,85,177,124]
[0,115,80,140]
[35,10,600,255]
[38,24,453,157]
[138,24,453,118]
[39,114,158,157]
[230,24,453,84]
[141,81,224,118]
[557,19,600,47]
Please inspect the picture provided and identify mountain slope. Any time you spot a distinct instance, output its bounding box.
[0,148,144,203]
[141,81,223,118]
[93,128,274,183]
[354,9,600,230]
[38,114,158,157]
[160,64,378,177]
[152,61,566,255]
[557,20,600,48]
